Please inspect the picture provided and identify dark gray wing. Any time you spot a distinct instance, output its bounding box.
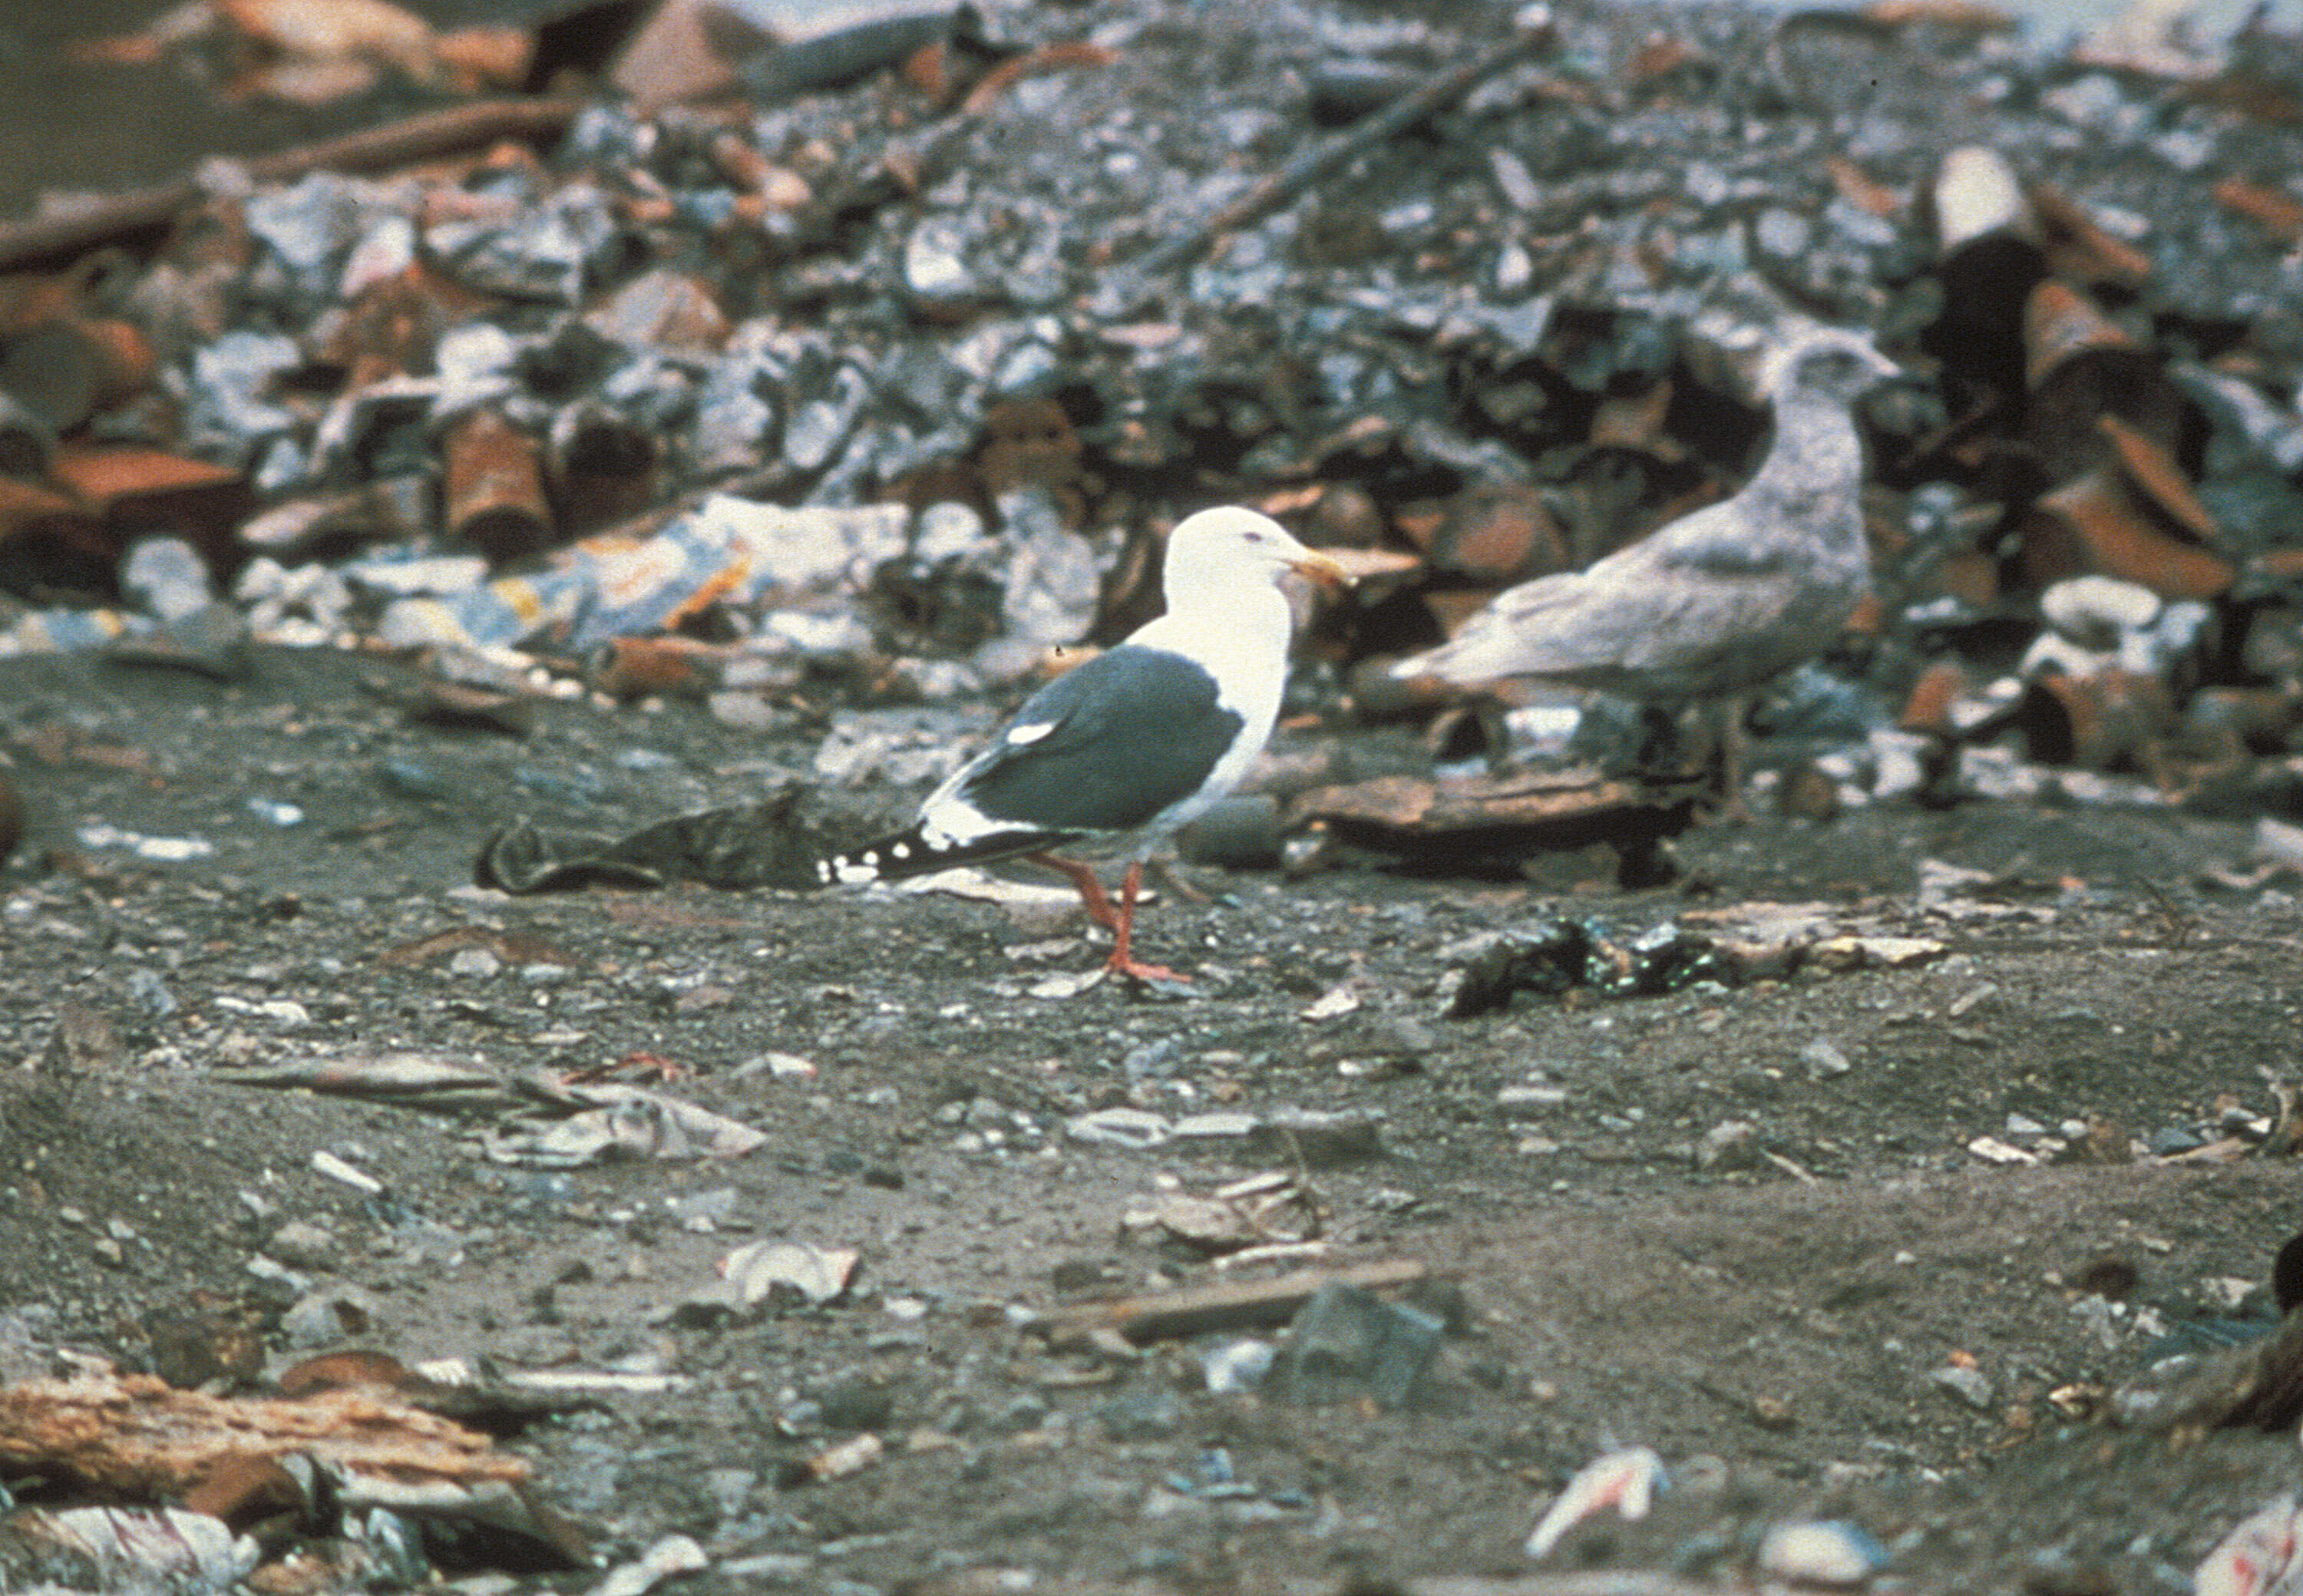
[957,645,1244,834]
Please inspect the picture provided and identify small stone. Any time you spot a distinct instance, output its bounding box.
[243,1253,307,1301]
[1868,729,1931,798]
[1931,1362,1996,1410]
[737,1050,818,1079]
[1119,1038,1181,1078]
[1200,1338,1275,1396]
[1756,1520,1888,1586]
[1799,1039,1852,1079]
[267,1219,339,1271]
[1947,982,1998,1018]
[598,1534,709,1596]
[1497,1083,1569,1119]
[665,1187,741,1230]
[2149,127,2217,170]
[1685,162,1730,208]
[2040,73,2132,131]
[1754,207,1814,259]
[1694,1119,1763,1173]
[1365,1013,1439,1058]
[708,691,779,732]
[282,1283,384,1347]
[1248,1108,1383,1167]
[701,1468,757,1521]
[990,1394,1051,1433]
[309,1149,384,1195]
[904,221,976,309]
[1066,1107,1171,1148]
[448,947,502,979]
[125,968,179,1019]
[1171,1111,1260,1141]
[1099,1385,1187,1437]
[1967,1134,2038,1165]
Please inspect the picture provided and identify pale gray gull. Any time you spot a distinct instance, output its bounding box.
[820,506,1347,983]
[1392,326,1900,811]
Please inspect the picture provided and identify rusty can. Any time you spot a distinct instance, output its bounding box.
[2019,667,2172,772]
[2020,467,2234,602]
[549,402,661,532]
[442,408,554,562]
[0,316,156,435]
[584,634,732,701]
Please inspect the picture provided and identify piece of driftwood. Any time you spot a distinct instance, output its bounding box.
[1294,769,1692,836]
[0,1373,530,1497]
[0,97,582,272]
[1290,768,1703,885]
[1036,1257,1429,1347]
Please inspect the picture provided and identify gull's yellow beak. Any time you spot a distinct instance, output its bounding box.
[1288,550,1353,590]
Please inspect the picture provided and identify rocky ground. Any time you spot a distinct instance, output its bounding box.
[3,0,2303,1592]
[4,637,2302,1594]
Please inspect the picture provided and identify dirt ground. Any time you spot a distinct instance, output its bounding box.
[2,640,2299,1593]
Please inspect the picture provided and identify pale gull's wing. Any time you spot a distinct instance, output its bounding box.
[1406,503,1822,699]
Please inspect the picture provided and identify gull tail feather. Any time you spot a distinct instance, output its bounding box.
[1392,626,1549,686]
[816,821,1077,887]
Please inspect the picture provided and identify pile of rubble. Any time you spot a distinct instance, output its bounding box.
[1,0,2301,847]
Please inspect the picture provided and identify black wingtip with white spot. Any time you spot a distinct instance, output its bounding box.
[817,822,1078,887]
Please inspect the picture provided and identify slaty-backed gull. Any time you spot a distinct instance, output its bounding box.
[820,506,1346,983]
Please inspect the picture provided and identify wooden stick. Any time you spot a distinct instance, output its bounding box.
[1130,12,1557,277]
[0,97,583,272]
[1036,1257,1430,1346]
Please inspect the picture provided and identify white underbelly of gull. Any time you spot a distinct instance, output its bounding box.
[1391,325,1901,815]
[819,506,1347,983]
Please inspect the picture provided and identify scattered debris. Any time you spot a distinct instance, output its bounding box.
[2197,1494,2303,1596]
[1526,1446,1667,1559]
[0,1371,586,1578]
[717,1240,860,1311]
